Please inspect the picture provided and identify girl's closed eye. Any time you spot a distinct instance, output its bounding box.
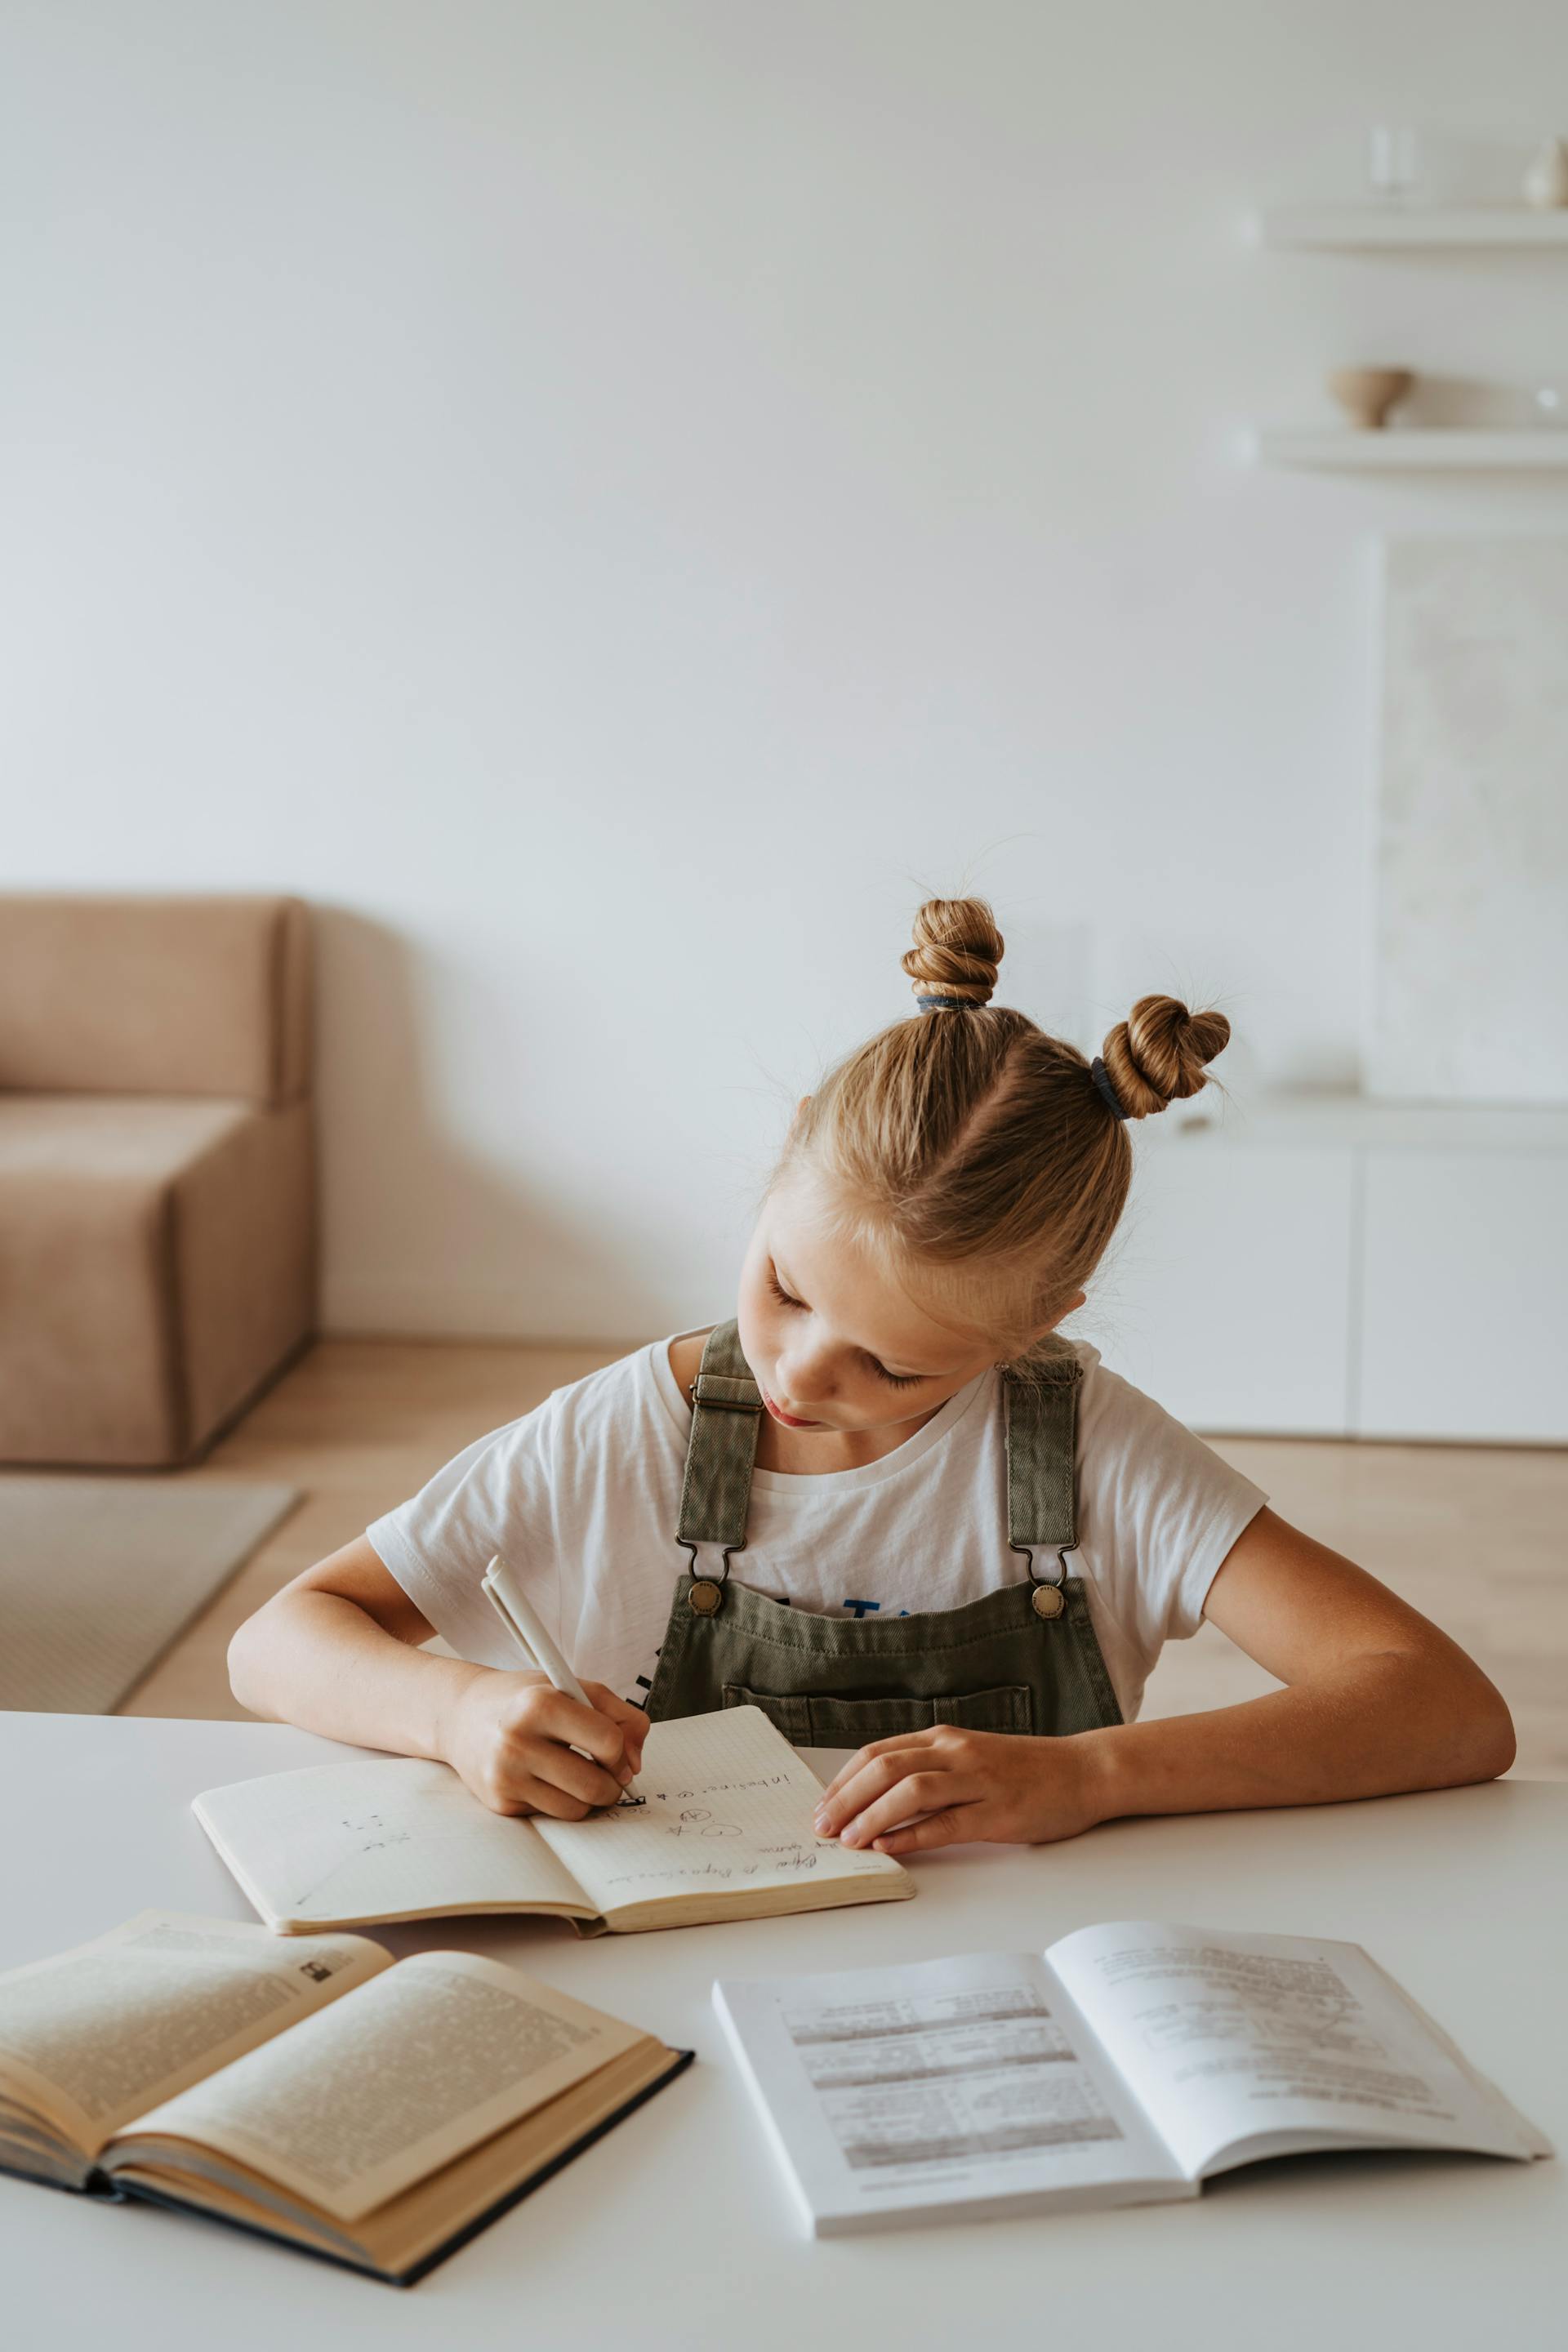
[766,1267,926,1389]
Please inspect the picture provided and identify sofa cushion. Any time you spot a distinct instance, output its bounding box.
[0,895,310,1105]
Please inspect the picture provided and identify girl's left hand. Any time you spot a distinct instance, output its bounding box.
[813,1727,1104,1855]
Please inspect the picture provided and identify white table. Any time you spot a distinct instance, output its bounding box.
[2,1714,1563,2350]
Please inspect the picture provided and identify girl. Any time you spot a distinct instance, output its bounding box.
[229,898,1515,1856]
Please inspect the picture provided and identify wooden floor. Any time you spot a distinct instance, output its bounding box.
[122,1339,1568,1780]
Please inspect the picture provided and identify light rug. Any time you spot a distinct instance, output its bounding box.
[0,1477,299,1713]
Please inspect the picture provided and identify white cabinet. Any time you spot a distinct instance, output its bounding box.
[1357,1151,1568,1441]
[1094,1102,1568,1443]
[1098,1134,1356,1436]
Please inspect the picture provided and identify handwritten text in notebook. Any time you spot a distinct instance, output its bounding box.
[537,1713,897,1900]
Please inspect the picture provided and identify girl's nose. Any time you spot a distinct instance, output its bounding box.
[774,1347,835,1415]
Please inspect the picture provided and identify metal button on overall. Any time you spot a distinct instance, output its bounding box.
[642,1321,1123,1744]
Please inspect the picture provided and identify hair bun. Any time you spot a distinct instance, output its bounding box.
[1099,995,1230,1120]
[901,897,1004,1007]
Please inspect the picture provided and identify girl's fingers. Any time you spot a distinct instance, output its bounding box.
[814,1748,940,1835]
[584,1683,649,1766]
[817,1734,931,1804]
[517,1688,633,1775]
[836,1771,980,1847]
[483,1772,595,1822]
[513,1737,626,1811]
[870,1808,973,1857]
[586,1681,644,1732]
[561,1695,636,1771]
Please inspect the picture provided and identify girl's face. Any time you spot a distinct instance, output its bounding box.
[737,1169,1080,1440]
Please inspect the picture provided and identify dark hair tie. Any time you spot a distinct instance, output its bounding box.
[915,993,981,1013]
[1089,1056,1129,1119]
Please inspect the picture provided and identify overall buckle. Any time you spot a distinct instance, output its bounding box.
[688,1374,764,1412]
[678,1539,744,1616]
[1012,1541,1075,1621]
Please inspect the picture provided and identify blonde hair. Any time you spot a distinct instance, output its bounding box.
[770,897,1231,1357]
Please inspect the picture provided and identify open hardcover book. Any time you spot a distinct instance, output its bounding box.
[0,1910,691,2283]
[194,1706,911,1935]
[714,1922,1552,2234]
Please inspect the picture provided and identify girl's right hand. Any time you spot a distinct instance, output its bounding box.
[440,1669,648,1819]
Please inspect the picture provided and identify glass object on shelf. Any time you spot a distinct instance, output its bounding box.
[1366,123,1420,203]
[1328,367,1414,430]
[1523,136,1568,210]
[1531,377,1568,427]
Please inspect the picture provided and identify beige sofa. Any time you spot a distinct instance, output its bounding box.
[0,894,316,1466]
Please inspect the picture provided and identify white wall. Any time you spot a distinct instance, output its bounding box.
[5,2,1567,1343]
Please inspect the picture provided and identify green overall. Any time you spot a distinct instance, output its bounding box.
[644,1321,1125,1744]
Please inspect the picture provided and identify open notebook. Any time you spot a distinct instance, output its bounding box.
[714,1925,1552,2234]
[0,1911,690,2283]
[194,1707,912,1936]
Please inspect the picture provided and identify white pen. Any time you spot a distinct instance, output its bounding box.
[481,1553,638,1797]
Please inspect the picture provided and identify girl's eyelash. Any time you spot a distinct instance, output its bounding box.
[766,1270,924,1388]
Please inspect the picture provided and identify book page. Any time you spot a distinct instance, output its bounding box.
[193,1757,589,1928]
[0,1913,387,2156]
[714,1951,1183,2231]
[536,1708,907,1913]
[114,1953,648,2223]
[1047,1920,1548,2179]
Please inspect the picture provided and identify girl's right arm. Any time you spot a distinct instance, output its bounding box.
[226,1538,646,1817]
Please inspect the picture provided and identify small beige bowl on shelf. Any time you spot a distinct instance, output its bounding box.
[1327,367,1414,430]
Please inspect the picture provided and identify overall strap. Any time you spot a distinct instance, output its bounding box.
[1001,1339,1081,1556]
[675,1320,764,1561]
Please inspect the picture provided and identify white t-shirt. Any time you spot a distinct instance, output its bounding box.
[368,1326,1268,1725]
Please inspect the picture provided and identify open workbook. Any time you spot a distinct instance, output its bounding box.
[0,1910,690,2284]
[714,1922,1552,2234]
[194,1705,911,1935]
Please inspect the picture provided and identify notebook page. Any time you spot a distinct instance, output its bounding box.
[1046,1920,1548,2178]
[118,1953,647,2223]
[193,1759,587,1928]
[534,1708,907,1913]
[0,1913,386,2154]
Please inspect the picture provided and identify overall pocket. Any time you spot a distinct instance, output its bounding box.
[721,1682,1033,1745]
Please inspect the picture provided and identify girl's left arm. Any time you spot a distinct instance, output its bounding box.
[813,1508,1517,1855]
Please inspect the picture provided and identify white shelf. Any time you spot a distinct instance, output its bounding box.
[1252,428,1568,472]
[1256,204,1568,251]
[1153,1094,1568,1153]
